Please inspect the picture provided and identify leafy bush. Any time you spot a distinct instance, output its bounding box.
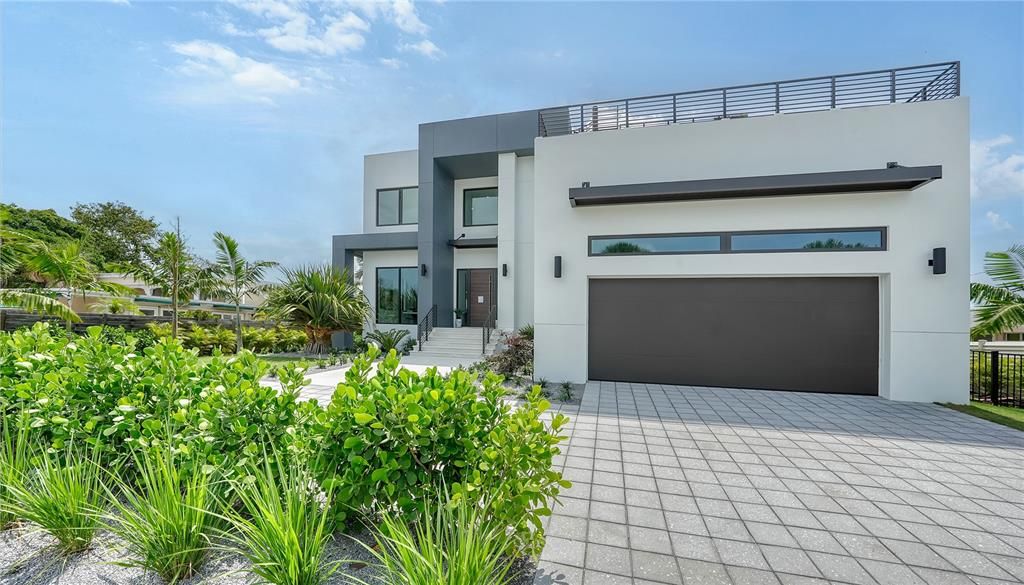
[4,445,107,554]
[365,328,410,354]
[104,445,225,582]
[517,324,534,341]
[222,457,338,585]
[181,309,219,322]
[183,324,236,355]
[357,491,521,585]
[486,331,534,377]
[315,346,569,553]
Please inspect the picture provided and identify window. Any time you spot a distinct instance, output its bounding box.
[463,187,498,226]
[590,234,722,256]
[1006,333,1023,342]
[730,229,885,252]
[376,267,418,325]
[589,227,886,256]
[377,187,418,226]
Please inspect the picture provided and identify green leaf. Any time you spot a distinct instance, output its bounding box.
[353,412,375,425]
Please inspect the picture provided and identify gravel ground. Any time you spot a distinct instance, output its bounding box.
[0,525,537,584]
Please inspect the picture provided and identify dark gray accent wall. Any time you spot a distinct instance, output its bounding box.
[417,109,538,326]
[569,165,943,207]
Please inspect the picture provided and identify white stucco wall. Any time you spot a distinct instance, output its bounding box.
[531,98,970,403]
[514,156,536,329]
[360,249,419,338]
[363,150,419,234]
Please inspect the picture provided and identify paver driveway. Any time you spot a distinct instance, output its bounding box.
[534,382,1024,585]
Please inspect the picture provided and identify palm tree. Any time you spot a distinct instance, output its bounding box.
[90,297,142,315]
[261,265,370,355]
[0,214,82,322]
[24,240,132,329]
[209,232,278,351]
[125,228,215,339]
[971,244,1024,338]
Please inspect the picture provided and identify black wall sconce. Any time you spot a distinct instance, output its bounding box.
[554,256,562,278]
[502,263,508,277]
[420,264,428,277]
[928,247,946,275]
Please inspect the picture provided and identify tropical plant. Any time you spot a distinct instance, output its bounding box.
[209,232,278,352]
[125,225,216,339]
[4,445,107,554]
[104,445,225,583]
[0,289,81,322]
[262,265,370,354]
[972,245,1024,338]
[349,492,521,585]
[220,457,338,585]
[22,240,133,328]
[90,296,142,315]
[0,412,35,528]
[365,328,411,354]
[559,381,574,401]
[486,331,534,377]
[517,323,534,340]
[315,347,569,553]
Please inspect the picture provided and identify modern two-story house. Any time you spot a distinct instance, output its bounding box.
[333,61,968,403]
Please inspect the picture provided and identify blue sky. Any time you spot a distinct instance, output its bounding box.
[2,1,1021,276]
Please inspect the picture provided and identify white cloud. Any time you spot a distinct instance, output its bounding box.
[400,39,442,59]
[971,135,1024,199]
[258,10,370,56]
[379,57,405,69]
[170,40,301,104]
[389,0,429,34]
[986,211,1013,232]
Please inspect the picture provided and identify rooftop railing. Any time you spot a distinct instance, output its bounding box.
[538,61,960,137]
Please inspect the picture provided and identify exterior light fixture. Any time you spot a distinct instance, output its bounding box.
[420,264,428,276]
[554,256,562,278]
[502,263,508,277]
[928,247,946,275]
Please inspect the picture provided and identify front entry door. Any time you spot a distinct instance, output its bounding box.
[457,269,497,327]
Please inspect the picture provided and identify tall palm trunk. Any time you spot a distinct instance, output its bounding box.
[235,303,243,351]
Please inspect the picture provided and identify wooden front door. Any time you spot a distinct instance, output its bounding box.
[458,269,497,327]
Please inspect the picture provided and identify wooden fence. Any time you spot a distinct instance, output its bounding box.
[0,310,279,335]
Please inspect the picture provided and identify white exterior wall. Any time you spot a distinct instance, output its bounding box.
[360,249,419,338]
[497,154,517,330]
[532,99,970,403]
[363,150,419,234]
[514,156,535,329]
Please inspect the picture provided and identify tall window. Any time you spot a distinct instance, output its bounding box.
[463,187,498,226]
[377,187,418,226]
[376,267,418,325]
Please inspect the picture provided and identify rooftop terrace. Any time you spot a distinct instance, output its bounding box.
[538,61,960,137]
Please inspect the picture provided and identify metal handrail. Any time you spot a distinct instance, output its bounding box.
[417,304,437,351]
[538,61,960,137]
[482,304,497,355]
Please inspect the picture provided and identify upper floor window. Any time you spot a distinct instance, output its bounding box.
[463,187,498,226]
[377,187,418,226]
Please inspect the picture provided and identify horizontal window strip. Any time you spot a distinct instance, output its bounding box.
[589,227,886,256]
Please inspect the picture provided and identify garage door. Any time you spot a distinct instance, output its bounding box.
[588,277,878,395]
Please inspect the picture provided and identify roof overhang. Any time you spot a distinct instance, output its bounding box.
[448,237,498,249]
[568,165,942,208]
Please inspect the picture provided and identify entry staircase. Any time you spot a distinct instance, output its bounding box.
[416,326,499,361]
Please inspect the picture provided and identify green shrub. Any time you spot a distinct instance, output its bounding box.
[486,331,534,377]
[355,491,520,585]
[365,329,410,354]
[315,346,569,553]
[4,445,107,554]
[181,309,219,322]
[222,457,338,585]
[104,445,225,582]
[517,324,534,341]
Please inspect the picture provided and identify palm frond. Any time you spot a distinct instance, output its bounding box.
[0,289,81,322]
[982,245,1024,294]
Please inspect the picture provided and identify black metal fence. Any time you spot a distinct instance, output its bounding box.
[970,350,1024,408]
[539,61,960,137]
[0,309,277,335]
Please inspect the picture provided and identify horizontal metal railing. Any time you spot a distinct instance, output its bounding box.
[970,349,1024,408]
[538,62,960,137]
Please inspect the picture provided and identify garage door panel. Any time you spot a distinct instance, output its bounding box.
[588,277,879,395]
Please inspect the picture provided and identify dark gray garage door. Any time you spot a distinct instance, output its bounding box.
[588,277,878,395]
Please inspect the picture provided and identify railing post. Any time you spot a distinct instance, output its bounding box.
[624,100,629,128]
[889,70,896,103]
[922,85,928,101]
[830,76,836,108]
[774,83,780,113]
[580,105,584,133]
[990,350,1001,405]
[721,89,727,118]
[672,95,677,123]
